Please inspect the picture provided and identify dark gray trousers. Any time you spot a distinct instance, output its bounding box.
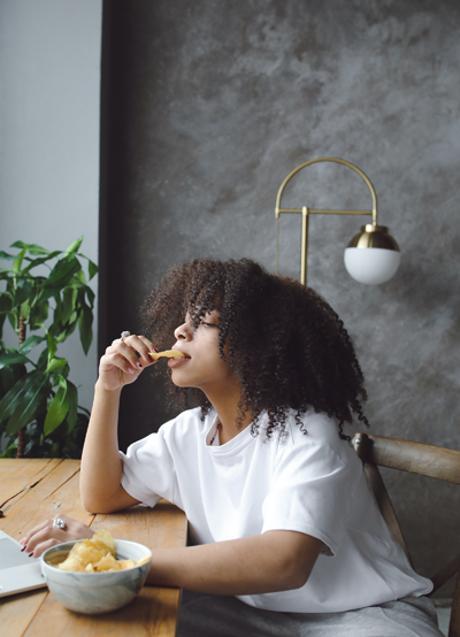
[177,592,443,637]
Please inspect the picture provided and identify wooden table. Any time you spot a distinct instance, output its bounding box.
[0,459,187,637]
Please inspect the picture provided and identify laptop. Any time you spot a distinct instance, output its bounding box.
[0,529,46,597]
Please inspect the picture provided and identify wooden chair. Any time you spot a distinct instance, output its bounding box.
[351,432,460,637]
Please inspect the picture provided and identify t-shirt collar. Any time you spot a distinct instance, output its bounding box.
[204,410,257,455]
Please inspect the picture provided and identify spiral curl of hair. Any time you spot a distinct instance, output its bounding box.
[142,258,369,440]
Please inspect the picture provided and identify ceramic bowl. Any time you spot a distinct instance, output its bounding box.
[40,539,152,614]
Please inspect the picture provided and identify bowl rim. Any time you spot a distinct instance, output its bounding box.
[40,538,152,575]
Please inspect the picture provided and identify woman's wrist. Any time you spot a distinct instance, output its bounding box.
[94,378,123,395]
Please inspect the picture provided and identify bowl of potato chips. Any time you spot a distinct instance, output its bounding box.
[40,530,152,614]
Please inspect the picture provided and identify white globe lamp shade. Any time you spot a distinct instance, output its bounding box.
[344,224,400,285]
[344,247,401,285]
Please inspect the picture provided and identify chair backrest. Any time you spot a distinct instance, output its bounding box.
[351,432,460,637]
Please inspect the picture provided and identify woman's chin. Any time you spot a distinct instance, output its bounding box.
[170,371,196,388]
[171,378,189,388]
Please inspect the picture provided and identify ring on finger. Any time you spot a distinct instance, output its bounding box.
[120,330,131,343]
[52,517,67,531]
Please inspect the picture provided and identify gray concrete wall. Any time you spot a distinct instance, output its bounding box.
[105,0,459,590]
[0,0,101,410]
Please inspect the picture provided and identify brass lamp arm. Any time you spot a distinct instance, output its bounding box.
[275,156,378,226]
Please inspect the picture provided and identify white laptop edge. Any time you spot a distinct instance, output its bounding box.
[0,529,47,598]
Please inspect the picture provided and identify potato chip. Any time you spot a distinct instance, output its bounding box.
[87,553,119,572]
[117,559,137,569]
[148,349,185,361]
[91,529,116,554]
[57,530,140,573]
[58,555,86,572]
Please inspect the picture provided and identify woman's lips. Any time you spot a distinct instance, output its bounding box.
[168,356,190,368]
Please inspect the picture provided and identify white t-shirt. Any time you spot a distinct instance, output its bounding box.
[119,407,432,613]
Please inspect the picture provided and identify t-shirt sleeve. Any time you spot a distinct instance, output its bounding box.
[118,423,177,508]
[261,432,359,556]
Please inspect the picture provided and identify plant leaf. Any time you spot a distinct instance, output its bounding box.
[44,376,69,436]
[0,351,30,370]
[36,347,49,370]
[46,256,81,288]
[0,250,14,260]
[0,362,26,396]
[0,378,25,423]
[46,356,69,375]
[3,371,48,434]
[19,335,45,354]
[10,240,28,249]
[20,300,31,322]
[28,298,49,329]
[7,312,17,332]
[23,251,61,273]
[65,238,83,255]
[84,285,95,306]
[88,259,98,280]
[14,279,34,306]
[60,287,76,325]
[46,333,57,358]
[79,305,93,354]
[11,241,49,255]
[65,380,78,430]
[0,292,13,313]
[12,249,26,274]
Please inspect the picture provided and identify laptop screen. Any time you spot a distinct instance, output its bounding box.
[0,535,37,568]
[0,530,45,598]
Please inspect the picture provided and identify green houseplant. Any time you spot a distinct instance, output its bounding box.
[0,239,97,458]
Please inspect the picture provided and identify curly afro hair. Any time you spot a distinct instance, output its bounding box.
[142,258,369,440]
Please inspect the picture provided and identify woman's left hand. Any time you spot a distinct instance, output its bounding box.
[19,514,94,558]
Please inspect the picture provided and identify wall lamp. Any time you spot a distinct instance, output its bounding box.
[275,157,401,286]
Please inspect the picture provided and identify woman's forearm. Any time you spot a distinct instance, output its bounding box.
[79,381,124,511]
[146,531,320,595]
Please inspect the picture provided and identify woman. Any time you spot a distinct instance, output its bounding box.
[21,258,442,636]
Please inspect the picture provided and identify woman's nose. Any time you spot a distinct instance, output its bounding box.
[174,321,192,341]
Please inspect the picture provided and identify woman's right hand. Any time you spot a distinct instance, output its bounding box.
[20,514,94,558]
[98,334,158,391]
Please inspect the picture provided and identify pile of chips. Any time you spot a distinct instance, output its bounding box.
[58,530,137,572]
